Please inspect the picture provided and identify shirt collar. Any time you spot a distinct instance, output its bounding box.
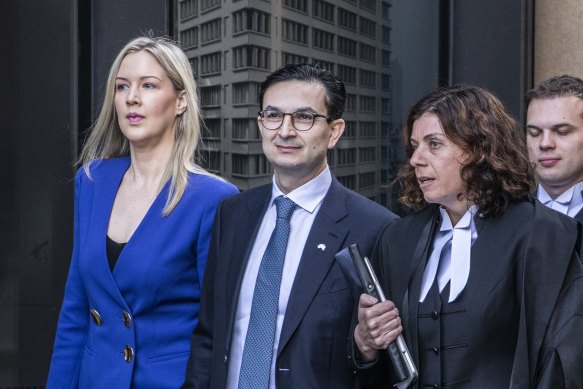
[271,166,332,213]
[438,205,478,232]
[537,182,583,206]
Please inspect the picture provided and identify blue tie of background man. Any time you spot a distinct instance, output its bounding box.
[237,196,297,389]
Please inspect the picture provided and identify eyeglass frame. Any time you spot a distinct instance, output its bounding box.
[257,110,334,132]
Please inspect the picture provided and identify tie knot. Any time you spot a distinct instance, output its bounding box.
[274,196,297,220]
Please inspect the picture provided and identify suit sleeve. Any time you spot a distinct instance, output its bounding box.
[350,222,395,388]
[46,170,89,389]
[182,200,224,389]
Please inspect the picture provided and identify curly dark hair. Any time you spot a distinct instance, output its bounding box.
[398,84,535,218]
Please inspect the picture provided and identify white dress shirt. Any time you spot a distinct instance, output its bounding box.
[420,206,478,303]
[537,182,583,218]
[226,167,332,389]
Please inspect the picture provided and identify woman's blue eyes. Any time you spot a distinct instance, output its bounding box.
[115,83,156,91]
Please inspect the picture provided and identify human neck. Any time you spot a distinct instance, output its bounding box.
[274,165,326,194]
[127,145,173,188]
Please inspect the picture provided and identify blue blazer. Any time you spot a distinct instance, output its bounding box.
[47,157,238,389]
[182,178,398,389]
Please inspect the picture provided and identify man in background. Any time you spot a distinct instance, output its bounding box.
[526,74,583,222]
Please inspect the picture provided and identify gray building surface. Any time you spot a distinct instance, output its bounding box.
[175,0,399,208]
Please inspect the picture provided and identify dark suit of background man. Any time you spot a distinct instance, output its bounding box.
[182,63,398,389]
[526,75,583,222]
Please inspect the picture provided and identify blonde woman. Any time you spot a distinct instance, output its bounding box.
[47,36,238,388]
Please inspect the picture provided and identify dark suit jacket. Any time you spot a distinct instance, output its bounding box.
[356,200,583,388]
[182,177,398,389]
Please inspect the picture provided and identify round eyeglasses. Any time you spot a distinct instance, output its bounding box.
[258,110,333,131]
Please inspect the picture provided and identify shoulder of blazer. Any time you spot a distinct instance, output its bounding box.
[322,177,399,223]
[220,183,272,214]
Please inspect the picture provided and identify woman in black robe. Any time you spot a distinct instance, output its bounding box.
[353,85,583,388]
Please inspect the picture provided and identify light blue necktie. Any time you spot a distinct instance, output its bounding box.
[237,196,297,389]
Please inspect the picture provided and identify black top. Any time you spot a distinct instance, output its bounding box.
[106,235,126,271]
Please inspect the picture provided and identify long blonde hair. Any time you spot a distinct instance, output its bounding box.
[80,36,219,215]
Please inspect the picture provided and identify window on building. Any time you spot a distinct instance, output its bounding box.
[282,19,308,45]
[338,8,357,31]
[202,118,221,139]
[359,95,376,112]
[359,69,376,88]
[382,25,391,44]
[200,52,221,76]
[381,97,392,116]
[180,0,198,20]
[313,0,335,23]
[338,148,356,165]
[381,73,391,91]
[359,171,376,188]
[233,45,271,70]
[201,0,220,13]
[232,82,260,106]
[337,174,357,189]
[283,0,308,13]
[200,85,221,107]
[313,29,335,52]
[232,118,260,140]
[359,43,376,63]
[359,122,376,138]
[232,8,270,35]
[338,37,357,58]
[203,150,220,172]
[201,18,221,44]
[360,0,376,13]
[382,1,390,20]
[232,154,248,176]
[381,146,389,162]
[190,58,199,78]
[180,26,198,49]
[359,17,376,38]
[337,64,356,85]
[312,59,334,73]
[381,121,390,138]
[382,49,391,68]
[344,120,356,138]
[283,52,309,66]
[346,94,357,112]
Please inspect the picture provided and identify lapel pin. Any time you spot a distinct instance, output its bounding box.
[317,244,326,251]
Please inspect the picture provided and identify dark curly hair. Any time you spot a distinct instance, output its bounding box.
[398,84,535,218]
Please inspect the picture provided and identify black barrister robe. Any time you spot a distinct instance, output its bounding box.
[355,200,583,388]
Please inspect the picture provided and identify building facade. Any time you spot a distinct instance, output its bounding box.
[175,0,399,207]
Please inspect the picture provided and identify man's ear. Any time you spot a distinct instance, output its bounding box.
[328,119,345,149]
[176,91,187,115]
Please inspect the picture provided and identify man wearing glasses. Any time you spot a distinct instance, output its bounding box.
[182,63,398,389]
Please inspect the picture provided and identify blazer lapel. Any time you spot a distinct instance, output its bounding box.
[405,206,440,367]
[87,158,131,300]
[277,182,349,354]
[224,185,272,348]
